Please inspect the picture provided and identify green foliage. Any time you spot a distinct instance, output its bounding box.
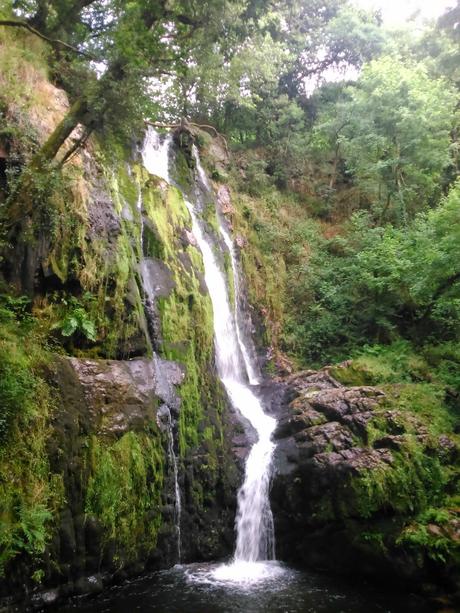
[330,341,431,385]
[0,341,36,440]
[0,308,62,578]
[422,342,460,390]
[0,293,37,440]
[397,506,460,564]
[311,55,457,223]
[381,384,456,437]
[284,180,460,364]
[0,293,31,323]
[53,294,97,342]
[349,443,445,518]
[85,431,164,562]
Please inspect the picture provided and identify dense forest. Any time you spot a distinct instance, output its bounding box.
[0,0,459,609]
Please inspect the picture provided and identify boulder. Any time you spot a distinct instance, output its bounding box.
[270,367,460,603]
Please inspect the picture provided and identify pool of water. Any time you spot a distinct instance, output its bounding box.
[56,561,432,613]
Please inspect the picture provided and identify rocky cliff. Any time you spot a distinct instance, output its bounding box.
[0,32,242,608]
[271,366,460,602]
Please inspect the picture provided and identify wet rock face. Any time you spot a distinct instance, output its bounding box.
[270,369,459,596]
[47,356,180,571]
[0,354,243,609]
[272,371,394,509]
[62,357,162,436]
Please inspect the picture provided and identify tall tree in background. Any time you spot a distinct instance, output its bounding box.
[312,56,457,223]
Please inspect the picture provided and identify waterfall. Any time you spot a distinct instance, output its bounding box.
[219,223,261,386]
[138,130,182,561]
[142,126,173,182]
[158,404,182,561]
[141,128,277,581]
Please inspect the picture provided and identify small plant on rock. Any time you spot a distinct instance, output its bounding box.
[53,294,97,342]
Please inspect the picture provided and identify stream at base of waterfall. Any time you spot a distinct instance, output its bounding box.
[57,560,430,613]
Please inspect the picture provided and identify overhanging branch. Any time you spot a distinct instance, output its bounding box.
[0,19,96,59]
[145,120,229,155]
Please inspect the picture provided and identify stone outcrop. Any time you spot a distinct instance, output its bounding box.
[1,355,241,609]
[270,368,460,602]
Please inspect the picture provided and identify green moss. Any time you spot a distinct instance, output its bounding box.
[397,506,460,564]
[224,251,236,310]
[140,177,229,499]
[380,383,456,437]
[349,442,444,519]
[0,315,63,578]
[85,430,164,563]
[30,139,149,359]
[142,182,190,259]
[171,147,194,190]
[355,529,388,555]
[142,224,164,259]
[158,276,215,454]
[330,342,432,387]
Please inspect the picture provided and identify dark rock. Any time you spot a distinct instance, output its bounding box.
[74,574,104,595]
[373,435,406,450]
[86,176,121,250]
[270,366,458,602]
[139,258,175,299]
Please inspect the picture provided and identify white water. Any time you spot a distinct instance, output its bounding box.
[163,406,182,561]
[219,223,261,386]
[189,149,277,578]
[142,126,173,181]
[139,132,182,561]
[141,129,278,583]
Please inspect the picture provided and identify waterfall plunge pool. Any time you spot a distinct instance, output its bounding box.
[54,561,431,613]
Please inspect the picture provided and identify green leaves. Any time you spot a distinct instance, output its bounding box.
[322,56,457,223]
[53,295,98,342]
[286,180,460,363]
[59,308,96,341]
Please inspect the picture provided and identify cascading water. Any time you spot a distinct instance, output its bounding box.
[142,126,173,182]
[188,152,277,581]
[219,222,261,386]
[141,127,278,582]
[138,129,182,561]
[158,404,182,561]
[189,146,277,562]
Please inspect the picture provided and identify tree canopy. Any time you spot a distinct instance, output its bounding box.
[0,0,459,369]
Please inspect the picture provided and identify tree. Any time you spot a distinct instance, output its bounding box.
[316,56,457,223]
[285,180,460,363]
[1,0,256,226]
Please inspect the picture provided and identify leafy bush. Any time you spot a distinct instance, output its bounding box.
[284,181,460,365]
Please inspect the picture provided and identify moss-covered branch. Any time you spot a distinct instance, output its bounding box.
[0,19,96,58]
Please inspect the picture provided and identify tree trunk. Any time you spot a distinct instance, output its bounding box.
[6,97,89,226]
